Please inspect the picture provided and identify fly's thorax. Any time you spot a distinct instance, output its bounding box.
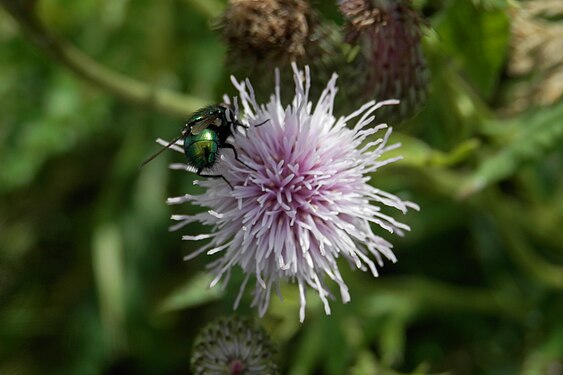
[217,105,237,142]
[183,129,220,169]
[188,105,223,125]
[186,104,234,137]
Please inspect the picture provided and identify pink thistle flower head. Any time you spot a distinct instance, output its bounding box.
[166,64,419,322]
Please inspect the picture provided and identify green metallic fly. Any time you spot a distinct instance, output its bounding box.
[141,104,267,188]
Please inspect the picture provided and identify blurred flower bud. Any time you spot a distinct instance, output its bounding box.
[190,316,278,375]
[340,0,429,123]
[218,0,342,101]
[502,0,563,114]
[221,0,310,61]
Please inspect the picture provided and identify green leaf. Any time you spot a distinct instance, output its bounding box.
[92,223,127,351]
[323,319,350,375]
[287,319,323,375]
[350,351,379,375]
[157,272,223,313]
[434,1,510,99]
[380,315,407,366]
[460,102,563,197]
[388,133,480,167]
[471,0,516,10]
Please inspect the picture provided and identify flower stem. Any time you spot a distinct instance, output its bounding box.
[362,276,526,319]
[0,1,208,118]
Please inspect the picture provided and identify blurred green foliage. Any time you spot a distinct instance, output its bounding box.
[1,0,562,374]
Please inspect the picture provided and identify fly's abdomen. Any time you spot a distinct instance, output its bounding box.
[183,129,219,170]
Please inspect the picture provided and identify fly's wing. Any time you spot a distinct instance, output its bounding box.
[189,114,218,135]
[188,105,224,135]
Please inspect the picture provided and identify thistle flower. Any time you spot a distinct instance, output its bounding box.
[167,64,418,322]
[191,316,278,375]
[340,0,429,123]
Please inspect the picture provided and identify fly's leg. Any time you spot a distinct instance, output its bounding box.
[234,119,269,130]
[196,167,233,190]
[222,143,256,171]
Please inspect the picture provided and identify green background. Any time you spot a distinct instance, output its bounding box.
[1,0,562,374]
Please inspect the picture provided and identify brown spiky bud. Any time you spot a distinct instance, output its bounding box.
[340,0,429,124]
[218,0,343,101]
[221,0,311,62]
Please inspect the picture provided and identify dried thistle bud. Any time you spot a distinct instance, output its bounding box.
[190,316,278,375]
[340,0,429,123]
[502,0,563,114]
[218,0,342,101]
[221,0,311,64]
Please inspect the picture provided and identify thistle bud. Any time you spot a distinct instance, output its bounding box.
[340,0,429,123]
[503,0,563,113]
[221,0,310,62]
[218,0,342,101]
[190,316,278,375]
